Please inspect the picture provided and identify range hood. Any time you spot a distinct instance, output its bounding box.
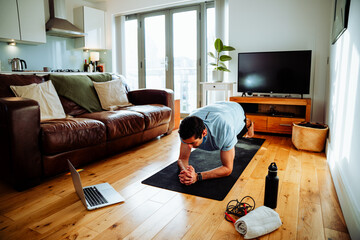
[46,0,85,38]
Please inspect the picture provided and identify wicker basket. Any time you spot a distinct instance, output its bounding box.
[292,122,329,152]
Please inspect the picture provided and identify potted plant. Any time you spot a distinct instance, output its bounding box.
[208,38,235,82]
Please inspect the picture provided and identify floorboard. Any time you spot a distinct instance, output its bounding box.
[0,131,350,240]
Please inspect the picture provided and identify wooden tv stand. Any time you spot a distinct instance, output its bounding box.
[230,96,311,134]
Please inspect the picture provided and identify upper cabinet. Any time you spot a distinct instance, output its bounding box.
[74,6,106,50]
[0,0,46,44]
[0,0,20,40]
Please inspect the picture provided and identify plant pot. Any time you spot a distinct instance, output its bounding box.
[292,122,329,152]
[212,70,224,82]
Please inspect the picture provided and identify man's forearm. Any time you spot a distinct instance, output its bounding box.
[200,165,233,180]
[178,142,191,171]
[177,159,188,171]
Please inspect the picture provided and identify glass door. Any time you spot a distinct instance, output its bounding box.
[172,7,200,114]
[124,18,139,90]
[131,4,212,114]
[142,13,167,89]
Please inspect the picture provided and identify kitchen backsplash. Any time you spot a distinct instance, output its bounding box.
[0,35,112,72]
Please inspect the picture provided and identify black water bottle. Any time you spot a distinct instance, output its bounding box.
[264,162,279,209]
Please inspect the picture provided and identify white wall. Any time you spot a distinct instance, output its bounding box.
[227,0,332,123]
[326,0,360,238]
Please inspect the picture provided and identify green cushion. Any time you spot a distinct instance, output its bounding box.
[50,74,102,112]
[88,73,112,82]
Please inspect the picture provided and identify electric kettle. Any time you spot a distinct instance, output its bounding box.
[11,58,27,71]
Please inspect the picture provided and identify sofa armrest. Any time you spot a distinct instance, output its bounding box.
[127,89,175,134]
[0,97,42,190]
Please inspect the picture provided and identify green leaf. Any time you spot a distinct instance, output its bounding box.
[214,38,223,52]
[217,66,231,72]
[220,55,232,61]
[223,46,235,51]
[209,63,217,66]
[208,52,217,59]
[219,62,227,68]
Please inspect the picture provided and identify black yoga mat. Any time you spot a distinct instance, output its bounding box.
[141,137,265,201]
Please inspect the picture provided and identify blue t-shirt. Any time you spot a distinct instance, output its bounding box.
[190,101,245,151]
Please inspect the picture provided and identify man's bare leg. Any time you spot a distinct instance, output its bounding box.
[244,118,254,138]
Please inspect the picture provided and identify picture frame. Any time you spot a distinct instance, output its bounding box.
[331,0,351,44]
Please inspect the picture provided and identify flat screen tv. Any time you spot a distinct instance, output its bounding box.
[237,50,312,95]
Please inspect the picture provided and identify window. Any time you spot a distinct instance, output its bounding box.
[173,9,198,113]
[124,18,138,90]
[123,3,214,114]
[207,7,215,83]
[144,14,166,89]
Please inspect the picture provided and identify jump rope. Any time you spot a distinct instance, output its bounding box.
[224,196,255,223]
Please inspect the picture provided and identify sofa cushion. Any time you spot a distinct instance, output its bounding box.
[79,111,145,140]
[0,74,45,97]
[93,79,131,110]
[49,74,102,112]
[10,81,66,121]
[41,118,106,155]
[121,104,172,129]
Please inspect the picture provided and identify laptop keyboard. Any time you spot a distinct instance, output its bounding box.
[84,187,108,207]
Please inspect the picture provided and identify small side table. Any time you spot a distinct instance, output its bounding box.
[200,82,235,106]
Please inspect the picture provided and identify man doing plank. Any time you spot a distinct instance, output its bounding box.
[178,101,254,185]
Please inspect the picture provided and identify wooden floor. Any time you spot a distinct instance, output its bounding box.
[0,132,350,240]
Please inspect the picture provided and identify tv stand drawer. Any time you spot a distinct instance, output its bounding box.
[230,96,311,134]
[246,114,267,131]
[268,117,305,134]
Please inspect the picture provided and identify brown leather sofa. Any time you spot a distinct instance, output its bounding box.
[0,73,174,191]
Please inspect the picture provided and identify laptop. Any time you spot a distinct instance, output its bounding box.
[67,160,125,210]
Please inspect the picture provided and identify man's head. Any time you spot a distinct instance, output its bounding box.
[178,116,207,148]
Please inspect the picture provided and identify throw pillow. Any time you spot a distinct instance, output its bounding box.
[49,74,102,112]
[93,79,132,110]
[0,74,44,97]
[112,74,130,92]
[10,80,66,121]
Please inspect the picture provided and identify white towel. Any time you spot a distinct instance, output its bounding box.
[234,206,282,239]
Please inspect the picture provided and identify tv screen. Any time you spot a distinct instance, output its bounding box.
[237,50,312,94]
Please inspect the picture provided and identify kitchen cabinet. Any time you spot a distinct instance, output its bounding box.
[0,0,20,40]
[0,0,46,44]
[74,6,106,50]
